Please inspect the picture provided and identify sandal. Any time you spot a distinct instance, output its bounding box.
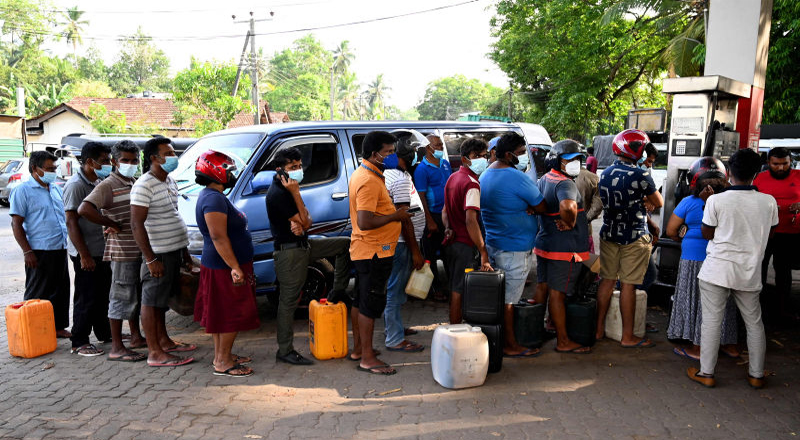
[622,338,655,349]
[211,354,253,366]
[348,349,381,361]
[504,348,541,358]
[147,356,194,367]
[555,346,592,354]
[164,342,197,353]
[71,344,104,357]
[386,341,424,353]
[107,352,147,362]
[357,364,397,375]
[213,364,253,377]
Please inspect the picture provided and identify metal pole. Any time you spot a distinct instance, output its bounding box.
[329,66,335,120]
[250,12,259,125]
[232,31,250,97]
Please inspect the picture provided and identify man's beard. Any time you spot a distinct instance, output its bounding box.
[769,168,791,180]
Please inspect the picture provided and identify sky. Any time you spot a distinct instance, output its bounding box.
[44,0,509,110]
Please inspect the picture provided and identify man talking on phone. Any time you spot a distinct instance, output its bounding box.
[266,147,351,366]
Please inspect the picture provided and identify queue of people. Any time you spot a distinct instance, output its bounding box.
[7,129,786,388]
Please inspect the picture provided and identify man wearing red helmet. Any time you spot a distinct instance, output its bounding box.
[595,129,663,348]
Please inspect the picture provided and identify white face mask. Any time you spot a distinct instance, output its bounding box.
[565,160,581,177]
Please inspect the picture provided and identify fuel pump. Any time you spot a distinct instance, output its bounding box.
[655,75,751,287]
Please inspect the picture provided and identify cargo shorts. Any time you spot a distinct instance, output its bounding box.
[599,235,652,285]
[108,260,142,320]
[487,245,532,304]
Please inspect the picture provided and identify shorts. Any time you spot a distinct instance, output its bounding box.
[108,260,142,320]
[140,249,182,309]
[352,255,394,319]
[445,242,478,294]
[537,257,581,297]
[599,235,652,285]
[487,245,531,304]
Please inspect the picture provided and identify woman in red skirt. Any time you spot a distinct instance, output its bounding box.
[194,150,260,377]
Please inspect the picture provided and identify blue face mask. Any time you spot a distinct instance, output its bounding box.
[433,149,445,160]
[161,156,179,173]
[288,169,304,183]
[411,152,418,167]
[118,163,138,178]
[40,171,57,184]
[95,164,112,179]
[382,153,399,170]
[468,157,488,176]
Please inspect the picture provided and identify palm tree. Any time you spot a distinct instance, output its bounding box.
[332,40,354,76]
[602,0,708,77]
[337,73,360,120]
[367,74,390,120]
[61,6,88,62]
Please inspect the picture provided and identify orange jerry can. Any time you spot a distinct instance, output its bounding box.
[308,299,348,360]
[5,299,57,358]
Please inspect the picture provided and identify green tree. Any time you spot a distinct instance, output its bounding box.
[87,102,126,133]
[336,72,360,120]
[763,0,800,124]
[108,27,171,95]
[76,46,109,82]
[416,75,505,120]
[59,6,88,62]
[70,79,115,98]
[172,58,253,136]
[366,74,390,120]
[491,0,673,139]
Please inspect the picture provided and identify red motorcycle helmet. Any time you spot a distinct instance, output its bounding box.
[687,156,727,188]
[195,150,237,185]
[612,129,652,161]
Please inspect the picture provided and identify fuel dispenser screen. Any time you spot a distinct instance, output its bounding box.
[671,139,701,156]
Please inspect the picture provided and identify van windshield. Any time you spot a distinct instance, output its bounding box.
[172,132,265,190]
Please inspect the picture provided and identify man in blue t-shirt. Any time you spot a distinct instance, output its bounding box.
[595,130,663,348]
[414,135,452,301]
[480,132,546,357]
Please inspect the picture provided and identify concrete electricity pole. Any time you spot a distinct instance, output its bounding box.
[234,11,274,125]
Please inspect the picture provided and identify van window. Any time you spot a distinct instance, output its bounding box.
[263,134,339,187]
[351,131,436,162]
[441,131,508,157]
[173,132,264,186]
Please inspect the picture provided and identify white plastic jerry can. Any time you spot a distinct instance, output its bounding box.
[431,324,489,389]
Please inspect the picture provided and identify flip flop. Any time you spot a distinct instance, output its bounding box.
[386,341,424,353]
[347,349,381,361]
[622,338,656,349]
[128,340,148,349]
[107,352,147,362]
[147,357,194,367]
[673,347,700,361]
[555,346,593,354]
[646,323,659,333]
[164,342,197,353]
[504,348,542,358]
[211,354,252,366]
[357,364,397,375]
[213,364,253,377]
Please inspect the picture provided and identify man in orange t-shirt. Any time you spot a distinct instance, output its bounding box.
[349,131,410,375]
[754,147,800,320]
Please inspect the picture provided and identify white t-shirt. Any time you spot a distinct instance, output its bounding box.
[385,168,425,242]
[129,172,190,254]
[698,187,778,291]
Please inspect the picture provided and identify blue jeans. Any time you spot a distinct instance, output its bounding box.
[384,242,412,347]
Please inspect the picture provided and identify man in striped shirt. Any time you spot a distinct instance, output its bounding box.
[80,140,147,362]
[130,137,194,367]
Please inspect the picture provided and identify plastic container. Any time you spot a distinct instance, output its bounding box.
[604,290,647,341]
[5,299,57,358]
[462,269,505,324]
[308,298,348,360]
[513,301,546,348]
[431,324,489,389]
[473,323,503,374]
[566,298,597,347]
[406,260,433,299]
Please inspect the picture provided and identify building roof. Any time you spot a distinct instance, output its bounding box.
[27,97,289,132]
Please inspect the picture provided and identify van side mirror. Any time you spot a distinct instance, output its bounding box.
[248,170,277,195]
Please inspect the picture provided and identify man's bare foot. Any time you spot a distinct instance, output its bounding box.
[555,341,592,354]
[358,360,396,375]
[129,337,147,349]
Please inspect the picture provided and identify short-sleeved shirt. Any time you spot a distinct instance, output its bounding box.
[9,177,68,250]
[414,156,451,214]
[753,169,800,234]
[480,166,544,252]
[672,195,708,261]
[83,171,141,262]
[385,168,425,242]
[698,186,778,291]
[349,160,402,260]
[266,176,306,247]
[585,156,598,173]
[534,171,590,262]
[599,160,657,245]
[444,166,481,247]
[129,172,189,254]
[63,168,106,258]
[195,188,254,269]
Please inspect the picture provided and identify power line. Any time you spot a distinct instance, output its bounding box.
[0,1,328,15]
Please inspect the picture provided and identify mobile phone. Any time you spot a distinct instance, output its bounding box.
[276,167,290,181]
[408,206,422,214]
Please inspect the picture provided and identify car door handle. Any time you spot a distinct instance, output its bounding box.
[331,192,348,200]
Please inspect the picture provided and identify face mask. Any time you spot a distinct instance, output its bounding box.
[468,157,488,176]
[161,156,179,173]
[432,149,445,160]
[223,174,238,189]
[95,164,112,179]
[411,153,418,167]
[382,153,399,170]
[40,171,57,184]
[288,169,304,183]
[515,153,529,171]
[118,163,138,178]
[564,160,581,177]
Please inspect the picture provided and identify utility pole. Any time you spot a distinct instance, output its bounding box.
[231,30,250,97]
[234,11,274,125]
[329,66,335,120]
[507,83,513,120]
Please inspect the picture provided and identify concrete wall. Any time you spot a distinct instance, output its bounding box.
[27,112,94,151]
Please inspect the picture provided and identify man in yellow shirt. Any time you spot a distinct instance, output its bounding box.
[349,131,412,376]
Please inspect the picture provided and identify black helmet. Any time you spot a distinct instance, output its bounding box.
[687,157,727,188]
[545,139,584,171]
[391,129,428,165]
